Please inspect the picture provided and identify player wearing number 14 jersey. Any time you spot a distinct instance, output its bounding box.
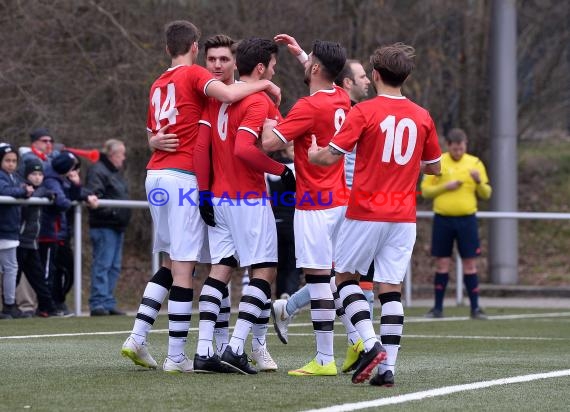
[262,40,356,378]
[122,21,281,374]
[309,43,442,386]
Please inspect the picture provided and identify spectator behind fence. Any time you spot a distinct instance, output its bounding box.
[0,144,34,319]
[86,139,130,317]
[421,128,492,320]
[39,151,98,316]
[18,128,55,172]
[16,158,63,317]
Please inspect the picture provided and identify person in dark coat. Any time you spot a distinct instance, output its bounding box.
[85,139,130,316]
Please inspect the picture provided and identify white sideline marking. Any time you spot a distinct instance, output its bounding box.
[1,311,568,341]
[300,369,570,412]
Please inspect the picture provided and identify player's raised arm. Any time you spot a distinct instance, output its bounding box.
[206,79,281,106]
[274,33,309,67]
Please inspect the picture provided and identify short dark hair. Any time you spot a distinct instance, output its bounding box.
[370,43,415,87]
[312,40,346,82]
[445,128,468,143]
[236,38,278,77]
[164,20,200,58]
[204,34,237,56]
[334,59,359,87]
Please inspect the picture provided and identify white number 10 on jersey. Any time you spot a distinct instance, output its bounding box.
[379,115,417,165]
[151,83,179,129]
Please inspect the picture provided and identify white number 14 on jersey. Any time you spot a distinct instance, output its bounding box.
[151,83,179,129]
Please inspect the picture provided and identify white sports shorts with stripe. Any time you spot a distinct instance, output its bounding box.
[334,219,416,285]
[145,169,210,262]
[293,206,346,270]
[208,198,277,267]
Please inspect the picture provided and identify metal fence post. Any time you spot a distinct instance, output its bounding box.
[73,203,82,316]
[456,253,463,306]
[404,260,412,307]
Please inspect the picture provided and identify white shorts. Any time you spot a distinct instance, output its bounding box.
[208,198,277,267]
[334,219,416,285]
[294,206,346,270]
[146,170,209,262]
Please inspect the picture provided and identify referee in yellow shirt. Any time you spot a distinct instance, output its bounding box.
[421,128,492,319]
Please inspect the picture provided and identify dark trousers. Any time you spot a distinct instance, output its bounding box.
[39,241,73,307]
[17,247,57,313]
[275,222,301,298]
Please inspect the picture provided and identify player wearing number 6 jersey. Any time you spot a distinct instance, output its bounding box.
[262,39,354,378]
[309,43,442,386]
[122,21,281,374]
[194,38,294,375]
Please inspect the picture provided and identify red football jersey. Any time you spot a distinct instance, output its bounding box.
[330,94,442,222]
[272,86,350,210]
[200,91,281,198]
[146,64,216,172]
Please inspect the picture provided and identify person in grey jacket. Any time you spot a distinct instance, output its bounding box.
[86,139,131,316]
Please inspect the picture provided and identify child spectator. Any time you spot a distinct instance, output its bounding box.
[17,158,62,317]
[38,151,97,315]
[0,144,33,319]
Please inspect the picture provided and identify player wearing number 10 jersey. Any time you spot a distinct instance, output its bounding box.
[262,40,353,378]
[309,43,442,386]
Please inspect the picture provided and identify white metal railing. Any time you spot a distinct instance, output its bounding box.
[405,210,570,307]
[1,196,570,315]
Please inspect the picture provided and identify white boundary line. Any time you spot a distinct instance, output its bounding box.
[300,369,570,412]
[1,311,568,340]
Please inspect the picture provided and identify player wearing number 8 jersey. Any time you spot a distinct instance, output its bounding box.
[262,40,351,377]
[309,43,442,385]
[122,21,281,374]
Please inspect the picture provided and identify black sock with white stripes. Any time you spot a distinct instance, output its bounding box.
[197,277,226,357]
[337,279,377,352]
[252,298,271,352]
[131,267,172,344]
[167,286,193,362]
[378,291,404,375]
[306,274,335,365]
[228,278,271,355]
[214,285,230,356]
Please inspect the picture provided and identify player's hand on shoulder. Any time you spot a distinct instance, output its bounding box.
[265,81,281,107]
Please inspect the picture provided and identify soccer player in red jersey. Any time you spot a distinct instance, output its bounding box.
[193,38,295,375]
[309,43,442,385]
[122,21,281,373]
[262,39,355,377]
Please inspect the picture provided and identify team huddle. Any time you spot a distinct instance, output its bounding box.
[121,20,442,387]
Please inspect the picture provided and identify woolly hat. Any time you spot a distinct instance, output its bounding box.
[0,144,17,163]
[24,158,44,177]
[30,128,53,143]
[51,151,78,175]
